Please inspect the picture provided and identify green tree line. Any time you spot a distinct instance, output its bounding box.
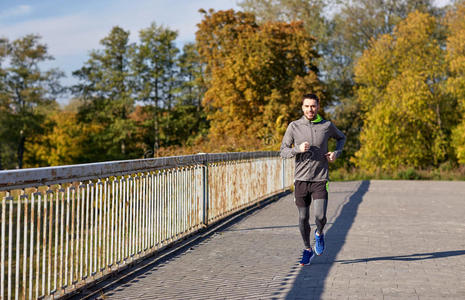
[1,0,465,179]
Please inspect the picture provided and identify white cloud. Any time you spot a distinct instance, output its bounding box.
[1,13,112,56]
[0,0,237,56]
[0,4,33,20]
[433,0,452,7]
[0,0,237,101]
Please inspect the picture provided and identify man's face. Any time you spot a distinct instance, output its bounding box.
[302,98,319,120]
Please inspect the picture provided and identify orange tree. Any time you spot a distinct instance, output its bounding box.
[196,9,322,151]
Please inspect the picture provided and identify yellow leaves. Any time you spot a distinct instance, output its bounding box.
[445,2,465,165]
[24,110,101,167]
[354,98,431,172]
[446,2,465,38]
[353,11,447,171]
[355,34,395,88]
[355,86,384,113]
[355,11,442,91]
[452,120,465,164]
[446,2,465,89]
[394,11,435,44]
[385,71,435,122]
[448,56,465,75]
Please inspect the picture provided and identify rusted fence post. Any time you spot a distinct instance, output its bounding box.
[200,153,209,227]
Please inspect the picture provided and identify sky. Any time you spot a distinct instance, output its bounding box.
[0,0,239,103]
[0,0,452,105]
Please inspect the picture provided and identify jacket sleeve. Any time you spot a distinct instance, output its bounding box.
[280,123,298,158]
[330,122,346,158]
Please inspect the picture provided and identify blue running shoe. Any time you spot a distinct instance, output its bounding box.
[314,230,325,255]
[299,248,315,266]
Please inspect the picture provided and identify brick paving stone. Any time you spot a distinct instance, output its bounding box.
[94,180,465,300]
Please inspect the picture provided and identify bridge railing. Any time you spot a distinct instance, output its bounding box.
[0,151,294,299]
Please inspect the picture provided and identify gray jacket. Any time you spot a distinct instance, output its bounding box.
[280,115,346,182]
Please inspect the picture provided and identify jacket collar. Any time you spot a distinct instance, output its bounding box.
[299,114,323,125]
[311,114,323,123]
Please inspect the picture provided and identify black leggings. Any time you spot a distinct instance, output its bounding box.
[298,198,327,249]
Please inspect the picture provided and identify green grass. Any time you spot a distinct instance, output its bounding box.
[330,163,465,181]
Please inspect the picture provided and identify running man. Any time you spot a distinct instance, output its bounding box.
[280,93,346,266]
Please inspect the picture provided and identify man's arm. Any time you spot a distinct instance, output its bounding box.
[280,123,298,158]
[330,122,346,158]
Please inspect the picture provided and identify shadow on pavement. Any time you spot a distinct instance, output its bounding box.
[225,223,333,232]
[225,224,298,231]
[284,180,371,300]
[336,249,465,264]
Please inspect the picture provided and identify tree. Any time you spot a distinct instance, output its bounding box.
[131,23,180,156]
[446,1,465,164]
[0,38,9,170]
[71,24,210,160]
[353,11,451,171]
[329,1,441,166]
[327,0,438,95]
[73,26,137,161]
[0,34,63,169]
[237,0,441,164]
[196,9,322,151]
[237,0,329,50]
[178,43,206,112]
[176,43,209,145]
[24,106,100,167]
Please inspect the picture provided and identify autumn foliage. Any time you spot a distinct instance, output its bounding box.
[353,11,448,171]
[446,2,465,164]
[196,9,322,151]
[352,5,465,172]
[2,2,465,178]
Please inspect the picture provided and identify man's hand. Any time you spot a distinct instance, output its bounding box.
[299,142,310,153]
[326,152,336,163]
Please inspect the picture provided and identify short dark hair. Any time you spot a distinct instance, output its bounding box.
[302,93,319,105]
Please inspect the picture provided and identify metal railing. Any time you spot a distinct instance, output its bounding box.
[0,151,294,299]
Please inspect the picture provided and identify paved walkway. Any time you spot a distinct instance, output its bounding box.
[96,180,465,299]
